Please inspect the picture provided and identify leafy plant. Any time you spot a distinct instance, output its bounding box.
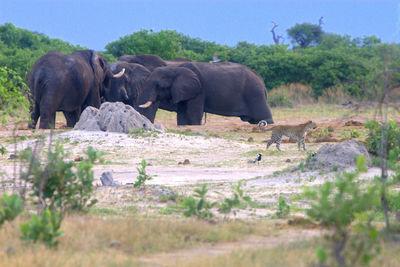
[134,159,154,188]
[20,142,102,213]
[0,193,23,226]
[219,182,252,218]
[20,209,63,247]
[0,66,30,125]
[275,195,290,218]
[304,156,380,266]
[182,184,216,219]
[312,127,329,138]
[365,119,400,162]
[350,129,360,138]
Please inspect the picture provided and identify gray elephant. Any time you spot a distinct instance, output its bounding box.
[106,61,151,108]
[118,54,191,71]
[28,50,125,129]
[137,62,274,125]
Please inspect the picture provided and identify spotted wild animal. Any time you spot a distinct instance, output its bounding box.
[258,120,317,151]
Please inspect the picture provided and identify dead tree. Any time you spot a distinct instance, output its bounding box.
[318,16,324,28]
[270,21,283,45]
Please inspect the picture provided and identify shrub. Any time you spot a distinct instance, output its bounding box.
[318,85,349,104]
[275,195,290,218]
[304,156,380,266]
[20,209,63,247]
[20,142,102,213]
[182,184,216,219]
[218,182,252,218]
[134,159,154,188]
[0,66,30,125]
[268,83,315,107]
[0,193,23,226]
[365,119,400,162]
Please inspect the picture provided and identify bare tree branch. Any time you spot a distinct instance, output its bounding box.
[270,21,283,45]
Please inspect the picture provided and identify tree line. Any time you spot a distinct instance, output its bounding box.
[1,22,399,101]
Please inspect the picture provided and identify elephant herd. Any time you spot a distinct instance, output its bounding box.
[28,50,274,129]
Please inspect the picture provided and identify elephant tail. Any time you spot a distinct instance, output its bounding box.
[258,120,272,132]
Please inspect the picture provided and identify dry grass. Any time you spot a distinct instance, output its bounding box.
[0,214,274,267]
[269,83,315,106]
[175,239,400,267]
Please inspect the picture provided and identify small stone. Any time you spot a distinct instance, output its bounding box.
[110,240,121,249]
[6,247,15,255]
[100,172,120,186]
[8,154,18,160]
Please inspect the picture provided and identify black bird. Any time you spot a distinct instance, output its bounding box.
[248,153,262,164]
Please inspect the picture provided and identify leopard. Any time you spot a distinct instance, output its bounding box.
[258,120,317,151]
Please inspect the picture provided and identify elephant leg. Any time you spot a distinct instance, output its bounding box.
[28,102,40,129]
[39,110,56,129]
[63,109,81,127]
[177,97,203,125]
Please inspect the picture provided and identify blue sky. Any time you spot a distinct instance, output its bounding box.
[1,0,399,51]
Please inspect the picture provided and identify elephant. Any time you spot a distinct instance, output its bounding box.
[118,54,191,118]
[118,54,191,71]
[28,50,125,129]
[106,61,151,108]
[137,62,274,125]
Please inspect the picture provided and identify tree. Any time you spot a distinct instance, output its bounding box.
[287,22,324,48]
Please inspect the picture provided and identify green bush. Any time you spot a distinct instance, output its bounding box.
[20,142,102,213]
[304,156,380,266]
[20,209,63,247]
[218,182,252,218]
[134,159,154,188]
[182,184,216,219]
[0,193,23,226]
[267,92,294,107]
[0,66,29,125]
[275,195,290,218]
[365,119,400,162]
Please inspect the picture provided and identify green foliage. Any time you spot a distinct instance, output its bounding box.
[287,22,324,48]
[182,184,216,219]
[0,66,30,124]
[2,22,399,101]
[304,156,380,266]
[20,209,63,247]
[0,193,23,226]
[0,23,86,79]
[312,127,329,138]
[365,120,400,163]
[134,159,154,188]
[20,142,102,213]
[350,129,360,138]
[275,195,290,218]
[218,182,252,218]
[267,92,294,107]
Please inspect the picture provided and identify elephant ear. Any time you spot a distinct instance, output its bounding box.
[171,67,201,104]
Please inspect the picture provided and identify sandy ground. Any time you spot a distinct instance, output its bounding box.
[0,114,388,220]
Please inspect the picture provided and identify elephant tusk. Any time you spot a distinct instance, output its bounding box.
[139,101,153,108]
[113,68,125,78]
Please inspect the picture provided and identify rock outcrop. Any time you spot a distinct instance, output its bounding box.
[74,102,156,133]
[307,140,370,171]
